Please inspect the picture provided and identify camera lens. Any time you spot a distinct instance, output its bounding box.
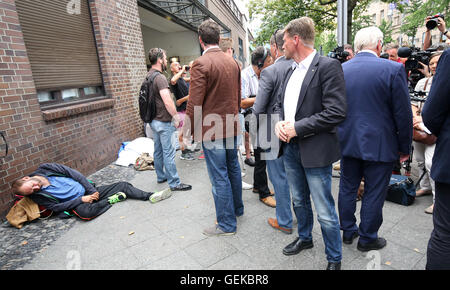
[426,18,438,30]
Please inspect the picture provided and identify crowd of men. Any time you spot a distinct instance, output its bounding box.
[11,15,450,270]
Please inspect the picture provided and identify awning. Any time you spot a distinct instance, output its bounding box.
[138,0,231,35]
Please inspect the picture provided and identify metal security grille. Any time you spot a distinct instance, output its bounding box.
[138,0,231,35]
[15,0,103,91]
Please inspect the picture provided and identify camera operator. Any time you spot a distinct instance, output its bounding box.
[343,44,354,61]
[411,51,443,214]
[327,44,353,63]
[384,43,404,64]
[423,14,448,51]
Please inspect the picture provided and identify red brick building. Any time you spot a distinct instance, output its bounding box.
[0,0,251,219]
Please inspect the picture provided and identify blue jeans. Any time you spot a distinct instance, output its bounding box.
[266,155,292,229]
[203,137,243,233]
[150,120,180,188]
[283,142,342,263]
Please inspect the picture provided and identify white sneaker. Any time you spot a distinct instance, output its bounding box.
[149,188,172,203]
[242,181,253,190]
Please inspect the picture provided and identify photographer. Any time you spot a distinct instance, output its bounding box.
[423,14,448,51]
[170,61,192,160]
[411,51,443,214]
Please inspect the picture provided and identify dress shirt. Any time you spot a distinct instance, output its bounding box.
[202,45,220,55]
[283,50,316,124]
[241,65,259,113]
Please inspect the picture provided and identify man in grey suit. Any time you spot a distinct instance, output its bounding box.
[274,17,347,270]
[253,29,294,235]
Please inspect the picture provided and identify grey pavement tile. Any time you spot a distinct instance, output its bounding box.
[128,233,181,267]
[384,221,432,254]
[83,248,141,270]
[184,237,239,268]
[374,240,424,270]
[165,222,208,249]
[140,250,204,270]
[272,254,315,270]
[208,251,267,270]
[412,255,427,270]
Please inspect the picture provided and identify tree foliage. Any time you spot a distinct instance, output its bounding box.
[248,0,371,47]
[383,0,450,40]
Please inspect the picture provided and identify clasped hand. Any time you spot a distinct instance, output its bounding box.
[275,121,297,143]
[81,191,100,203]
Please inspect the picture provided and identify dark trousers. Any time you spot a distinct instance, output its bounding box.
[427,182,450,270]
[338,157,394,244]
[253,147,270,199]
[72,182,151,221]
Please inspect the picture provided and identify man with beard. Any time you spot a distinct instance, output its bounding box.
[147,48,191,192]
[184,20,243,236]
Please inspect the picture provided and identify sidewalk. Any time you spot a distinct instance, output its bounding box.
[1,151,433,270]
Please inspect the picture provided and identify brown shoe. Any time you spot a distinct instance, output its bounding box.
[260,196,276,208]
[268,218,292,234]
[253,189,275,196]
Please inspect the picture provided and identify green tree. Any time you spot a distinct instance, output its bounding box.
[379,19,393,44]
[384,0,450,43]
[248,0,371,46]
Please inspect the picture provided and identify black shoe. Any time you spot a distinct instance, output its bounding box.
[244,157,255,167]
[357,237,387,252]
[282,238,313,256]
[157,179,167,184]
[343,231,359,245]
[170,183,192,191]
[326,262,341,270]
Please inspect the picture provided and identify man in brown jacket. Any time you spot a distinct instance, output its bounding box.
[184,19,243,236]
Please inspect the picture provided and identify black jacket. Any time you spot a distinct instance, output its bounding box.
[29,163,96,218]
[275,53,347,168]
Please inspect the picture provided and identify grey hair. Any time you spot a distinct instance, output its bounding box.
[354,26,383,53]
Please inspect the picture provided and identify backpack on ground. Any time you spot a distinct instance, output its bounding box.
[139,71,161,123]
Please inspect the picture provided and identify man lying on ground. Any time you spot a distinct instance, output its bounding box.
[11,163,172,221]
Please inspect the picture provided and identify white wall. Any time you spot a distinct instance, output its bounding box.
[141,25,201,67]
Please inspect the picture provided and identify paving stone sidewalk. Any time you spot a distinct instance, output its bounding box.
[1,150,433,270]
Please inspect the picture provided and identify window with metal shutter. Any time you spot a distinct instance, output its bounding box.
[15,0,104,106]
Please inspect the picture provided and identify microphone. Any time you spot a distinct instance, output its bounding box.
[398,47,412,58]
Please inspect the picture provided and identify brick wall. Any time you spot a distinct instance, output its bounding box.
[0,0,148,219]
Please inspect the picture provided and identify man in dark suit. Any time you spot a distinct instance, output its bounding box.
[422,48,450,270]
[337,27,413,252]
[253,29,294,234]
[274,17,347,270]
[184,19,243,236]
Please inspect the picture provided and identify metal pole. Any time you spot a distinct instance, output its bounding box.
[337,0,348,46]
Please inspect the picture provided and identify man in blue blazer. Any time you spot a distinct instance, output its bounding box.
[338,27,413,251]
[274,17,347,270]
[422,48,450,270]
